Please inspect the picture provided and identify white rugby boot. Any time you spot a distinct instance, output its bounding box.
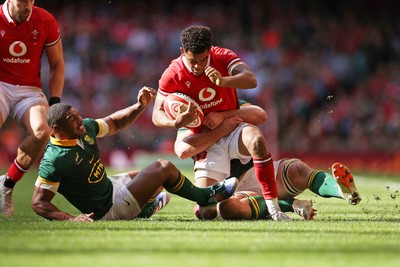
[0,175,14,217]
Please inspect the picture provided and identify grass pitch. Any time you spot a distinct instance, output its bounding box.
[1,168,400,267]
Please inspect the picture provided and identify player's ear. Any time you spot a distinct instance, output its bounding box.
[179,47,184,54]
[52,124,60,133]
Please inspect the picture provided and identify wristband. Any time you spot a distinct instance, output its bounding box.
[49,97,61,106]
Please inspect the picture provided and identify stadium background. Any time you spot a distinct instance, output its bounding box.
[1,0,400,174]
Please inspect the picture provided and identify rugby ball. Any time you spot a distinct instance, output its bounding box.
[163,93,204,128]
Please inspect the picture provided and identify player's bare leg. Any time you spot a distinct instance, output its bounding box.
[193,176,221,219]
[13,104,50,178]
[281,159,362,205]
[126,171,170,218]
[215,193,315,220]
[240,125,290,221]
[125,159,238,212]
[1,104,50,217]
[275,159,314,200]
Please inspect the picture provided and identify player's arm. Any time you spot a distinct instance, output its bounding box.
[100,86,156,136]
[45,40,65,105]
[175,116,243,159]
[152,91,199,128]
[205,62,257,89]
[32,182,94,222]
[204,103,267,129]
[175,103,265,158]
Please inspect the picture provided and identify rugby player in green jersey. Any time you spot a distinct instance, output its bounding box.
[175,116,361,221]
[31,86,238,222]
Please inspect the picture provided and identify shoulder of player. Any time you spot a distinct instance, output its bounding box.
[210,46,237,56]
[159,57,187,87]
[39,146,67,182]
[164,55,185,73]
[31,6,57,22]
[42,142,68,167]
[84,118,99,132]
[210,46,241,70]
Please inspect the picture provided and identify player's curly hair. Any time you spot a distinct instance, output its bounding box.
[181,25,212,54]
[47,103,72,128]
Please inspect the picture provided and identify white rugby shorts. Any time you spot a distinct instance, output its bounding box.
[0,81,47,126]
[101,173,141,220]
[194,122,260,181]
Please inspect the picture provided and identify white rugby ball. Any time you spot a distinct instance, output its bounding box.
[163,93,204,128]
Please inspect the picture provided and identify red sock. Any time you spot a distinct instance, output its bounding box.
[7,159,27,183]
[253,155,278,199]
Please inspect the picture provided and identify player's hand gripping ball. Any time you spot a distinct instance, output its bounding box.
[163,93,204,128]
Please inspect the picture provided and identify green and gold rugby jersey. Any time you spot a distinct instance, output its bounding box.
[37,118,113,220]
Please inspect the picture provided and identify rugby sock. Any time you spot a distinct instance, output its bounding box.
[136,197,158,218]
[247,196,294,220]
[308,171,341,198]
[253,155,278,199]
[247,196,268,219]
[247,196,294,219]
[5,159,27,188]
[278,199,294,212]
[164,172,211,206]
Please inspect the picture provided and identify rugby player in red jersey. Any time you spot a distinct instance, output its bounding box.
[152,25,290,220]
[0,0,64,217]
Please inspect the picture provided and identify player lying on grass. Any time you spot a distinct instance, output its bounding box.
[31,86,238,222]
[175,114,362,220]
[195,159,361,220]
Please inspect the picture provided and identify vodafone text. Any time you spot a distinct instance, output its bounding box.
[3,58,30,63]
[200,98,223,110]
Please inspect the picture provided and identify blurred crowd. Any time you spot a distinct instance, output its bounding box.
[1,0,400,166]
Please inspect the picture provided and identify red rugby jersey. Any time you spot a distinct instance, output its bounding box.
[159,46,242,132]
[0,2,60,88]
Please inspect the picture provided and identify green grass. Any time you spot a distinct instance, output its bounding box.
[1,169,400,267]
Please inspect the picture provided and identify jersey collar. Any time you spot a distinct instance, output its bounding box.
[50,134,78,147]
[2,2,12,23]
[2,0,33,24]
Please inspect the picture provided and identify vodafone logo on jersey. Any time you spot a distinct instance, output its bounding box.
[199,87,223,110]
[9,41,27,56]
[3,41,30,64]
[199,88,216,101]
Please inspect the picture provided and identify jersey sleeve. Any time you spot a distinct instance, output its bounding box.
[37,152,60,193]
[159,70,176,95]
[42,9,61,46]
[83,118,100,136]
[213,46,243,75]
[35,177,59,193]
[95,119,110,138]
[158,58,182,95]
[84,117,111,138]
